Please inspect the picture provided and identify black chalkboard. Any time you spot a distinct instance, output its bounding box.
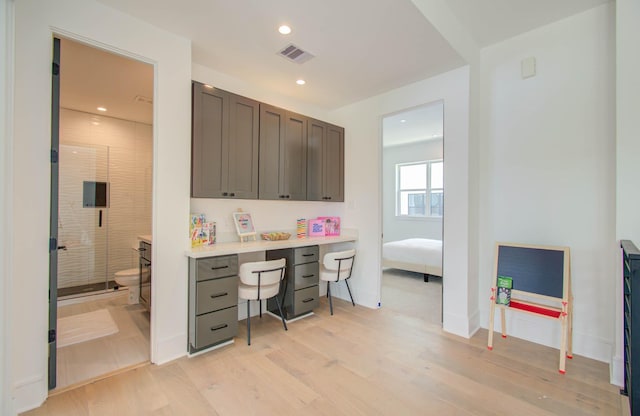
[496,245,565,299]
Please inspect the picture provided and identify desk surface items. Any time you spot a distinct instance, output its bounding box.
[487,242,573,374]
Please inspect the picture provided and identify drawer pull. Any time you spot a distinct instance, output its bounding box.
[210,323,228,332]
[210,292,228,299]
[302,298,315,303]
[302,274,315,278]
[211,265,229,271]
[302,253,314,257]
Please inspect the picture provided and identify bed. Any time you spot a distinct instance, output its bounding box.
[382,238,442,282]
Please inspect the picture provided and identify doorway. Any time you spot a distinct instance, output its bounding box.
[380,101,444,325]
[49,37,154,390]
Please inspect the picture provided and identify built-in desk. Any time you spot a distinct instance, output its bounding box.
[185,233,357,353]
[186,234,357,258]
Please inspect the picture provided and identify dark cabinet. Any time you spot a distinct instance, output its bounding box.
[622,240,640,414]
[307,119,344,202]
[267,246,320,319]
[259,104,308,200]
[188,255,239,353]
[191,82,259,199]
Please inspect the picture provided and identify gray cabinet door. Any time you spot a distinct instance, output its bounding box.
[259,104,307,200]
[191,82,259,199]
[191,82,228,198]
[258,104,284,199]
[306,118,344,202]
[228,94,259,199]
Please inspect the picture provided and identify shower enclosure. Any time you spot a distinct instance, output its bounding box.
[57,143,113,297]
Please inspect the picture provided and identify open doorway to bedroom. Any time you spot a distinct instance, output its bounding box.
[380,101,444,325]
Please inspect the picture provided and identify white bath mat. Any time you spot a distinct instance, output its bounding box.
[57,309,119,348]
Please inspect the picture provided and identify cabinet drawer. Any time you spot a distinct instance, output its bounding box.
[293,285,319,315]
[196,276,238,315]
[294,262,319,289]
[194,306,238,349]
[294,245,319,264]
[196,255,238,281]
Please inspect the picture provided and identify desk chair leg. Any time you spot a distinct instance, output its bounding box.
[259,300,262,318]
[327,283,334,315]
[345,280,355,307]
[246,301,251,346]
[274,296,288,331]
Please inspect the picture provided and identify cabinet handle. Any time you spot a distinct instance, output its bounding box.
[302,253,314,257]
[286,195,290,199]
[279,195,285,199]
[302,298,315,303]
[210,292,228,299]
[229,192,235,197]
[222,192,228,196]
[211,265,229,270]
[210,323,228,332]
[302,274,314,278]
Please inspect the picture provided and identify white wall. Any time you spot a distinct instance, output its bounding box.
[477,4,616,365]
[382,140,443,243]
[1,0,15,414]
[615,0,640,387]
[11,0,191,413]
[329,66,472,335]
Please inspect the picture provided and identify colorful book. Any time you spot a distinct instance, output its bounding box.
[308,219,325,237]
[496,275,513,306]
[317,216,340,236]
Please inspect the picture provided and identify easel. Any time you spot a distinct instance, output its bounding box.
[487,242,573,373]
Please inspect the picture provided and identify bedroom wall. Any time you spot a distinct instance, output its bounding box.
[382,139,443,243]
[477,4,616,366]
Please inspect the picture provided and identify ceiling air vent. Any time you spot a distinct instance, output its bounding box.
[278,43,315,64]
[134,95,153,105]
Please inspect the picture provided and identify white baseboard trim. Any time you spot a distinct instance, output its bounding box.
[611,354,624,387]
[12,374,46,415]
[154,332,187,365]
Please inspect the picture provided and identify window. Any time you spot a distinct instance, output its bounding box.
[396,160,443,217]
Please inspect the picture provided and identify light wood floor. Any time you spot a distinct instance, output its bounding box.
[26,279,626,415]
[54,290,150,391]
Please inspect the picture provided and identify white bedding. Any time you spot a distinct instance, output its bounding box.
[382,238,442,277]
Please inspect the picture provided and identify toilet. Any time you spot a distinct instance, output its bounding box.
[114,268,140,304]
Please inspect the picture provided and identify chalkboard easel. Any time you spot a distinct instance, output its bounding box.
[487,242,573,373]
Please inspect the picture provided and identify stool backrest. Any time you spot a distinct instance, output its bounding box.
[323,249,356,274]
[239,258,286,287]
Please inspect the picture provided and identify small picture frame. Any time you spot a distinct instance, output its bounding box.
[232,211,257,242]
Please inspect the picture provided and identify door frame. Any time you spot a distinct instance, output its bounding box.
[48,36,60,390]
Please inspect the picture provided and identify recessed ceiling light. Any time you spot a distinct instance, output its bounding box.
[97,106,107,112]
[278,25,292,35]
[203,84,213,89]
[400,119,406,123]
[296,79,306,85]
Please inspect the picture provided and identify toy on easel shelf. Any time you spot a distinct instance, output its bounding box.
[190,213,216,247]
[296,219,307,239]
[495,275,512,306]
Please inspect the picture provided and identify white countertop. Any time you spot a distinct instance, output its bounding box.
[138,235,152,244]
[186,234,357,258]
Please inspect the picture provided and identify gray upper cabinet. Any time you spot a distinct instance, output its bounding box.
[191,82,259,199]
[307,118,345,202]
[259,104,307,200]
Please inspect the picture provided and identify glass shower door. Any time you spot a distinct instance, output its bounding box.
[57,143,110,297]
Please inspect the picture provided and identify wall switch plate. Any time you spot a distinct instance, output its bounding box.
[521,57,536,79]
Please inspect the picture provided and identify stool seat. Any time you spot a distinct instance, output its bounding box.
[320,249,356,315]
[237,258,287,345]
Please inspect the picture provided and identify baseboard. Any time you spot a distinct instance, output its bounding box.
[611,354,624,387]
[153,332,187,365]
[12,373,46,415]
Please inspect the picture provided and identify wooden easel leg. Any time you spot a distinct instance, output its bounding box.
[559,317,567,374]
[567,297,574,359]
[500,308,507,338]
[488,301,496,350]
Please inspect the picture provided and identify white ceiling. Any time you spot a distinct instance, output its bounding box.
[383,102,443,147]
[64,0,612,138]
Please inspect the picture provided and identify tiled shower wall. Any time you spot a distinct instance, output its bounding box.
[58,108,152,289]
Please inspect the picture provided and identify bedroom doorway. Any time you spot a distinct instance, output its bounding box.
[380,101,444,325]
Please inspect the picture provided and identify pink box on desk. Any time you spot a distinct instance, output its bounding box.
[308,219,325,237]
[317,216,340,236]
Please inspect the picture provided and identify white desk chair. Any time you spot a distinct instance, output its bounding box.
[320,249,356,315]
[238,258,287,345]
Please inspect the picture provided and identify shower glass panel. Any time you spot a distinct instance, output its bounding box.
[57,143,111,297]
